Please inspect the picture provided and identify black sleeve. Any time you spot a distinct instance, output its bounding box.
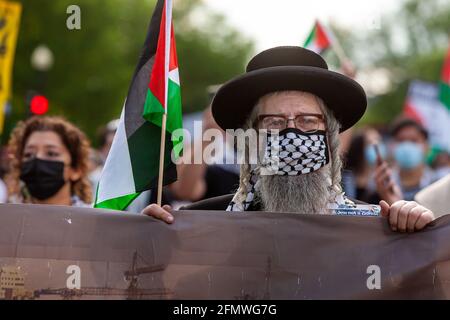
[180,194,234,211]
[202,166,239,200]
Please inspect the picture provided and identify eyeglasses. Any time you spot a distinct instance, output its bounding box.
[257,113,325,132]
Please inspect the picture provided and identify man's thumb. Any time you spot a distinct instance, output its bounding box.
[379,200,390,217]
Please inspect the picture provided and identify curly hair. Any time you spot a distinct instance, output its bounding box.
[5,116,92,204]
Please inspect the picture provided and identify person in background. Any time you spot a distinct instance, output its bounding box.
[375,118,438,204]
[342,127,385,203]
[431,150,450,181]
[86,148,103,200]
[88,119,118,198]
[170,105,240,203]
[5,116,92,207]
[97,119,119,164]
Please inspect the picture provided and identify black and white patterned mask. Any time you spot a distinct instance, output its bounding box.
[260,128,329,176]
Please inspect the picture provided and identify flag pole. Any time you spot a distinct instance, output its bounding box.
[157,112,167,206]
[331,34,349,66]
[327,23,349,66]
[157,0,172,207]
[328,25,356,77]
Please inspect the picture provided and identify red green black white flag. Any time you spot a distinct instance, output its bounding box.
[303,20,332,55]
[95,0,183,210]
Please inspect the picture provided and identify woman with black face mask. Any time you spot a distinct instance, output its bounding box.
[5,116,92,206]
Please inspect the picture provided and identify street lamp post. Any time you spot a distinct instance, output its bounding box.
[27,45,54,116]
[31,45,54,72]
[31,44,54,91]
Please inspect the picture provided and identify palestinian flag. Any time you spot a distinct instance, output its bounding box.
[303,20,332,54]
[403,80,450,153]
[439,44,450,111]
[95,0,183,210]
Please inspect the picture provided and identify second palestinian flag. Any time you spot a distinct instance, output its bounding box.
[303,20,332,55]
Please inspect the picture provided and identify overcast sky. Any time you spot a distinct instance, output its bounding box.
[205,0,401,51]
[202,0,405,95]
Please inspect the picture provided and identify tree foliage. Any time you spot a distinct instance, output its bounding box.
[4,0,254,144]
[336,0,450,126]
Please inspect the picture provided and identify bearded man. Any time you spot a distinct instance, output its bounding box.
[142,46,434,233]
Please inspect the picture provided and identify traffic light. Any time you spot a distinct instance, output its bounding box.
[29,94,49,115]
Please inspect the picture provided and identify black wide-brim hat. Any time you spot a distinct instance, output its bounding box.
[211,46,367,132]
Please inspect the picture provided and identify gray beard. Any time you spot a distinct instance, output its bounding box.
[256,168,331,214]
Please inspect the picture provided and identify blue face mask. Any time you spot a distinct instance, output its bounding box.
[365,143,387,166]
[394,142,424,169]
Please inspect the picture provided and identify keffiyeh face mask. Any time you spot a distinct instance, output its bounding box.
[226,127,330,212]
[260,128,330,176]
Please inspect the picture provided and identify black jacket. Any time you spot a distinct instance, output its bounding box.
[180,194,366,211]
[181,194,264,211]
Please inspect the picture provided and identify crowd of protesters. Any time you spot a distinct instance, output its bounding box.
[0,93,449,215]
[0,110,448,215]
[342,119,450,208]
